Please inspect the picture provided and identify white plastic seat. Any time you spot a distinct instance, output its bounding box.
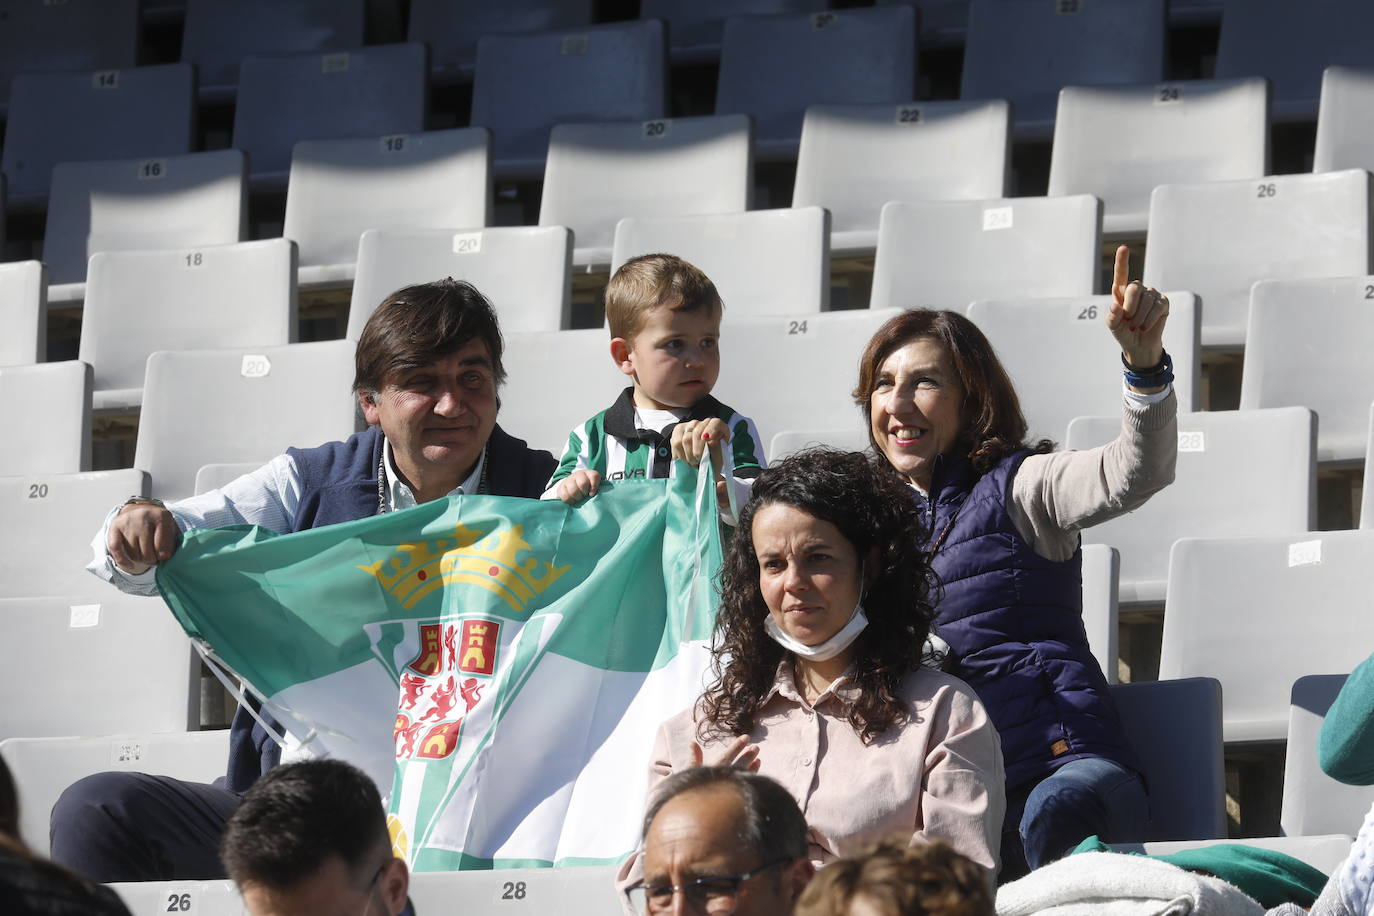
[194,463,263,496]
[284,128,491,287]
[408,0,594,83]
[641,0,827,64]
[500,328,634,457]
[1081,544,1119,686]
[1159,529,1374,743]
[0,469,147,599]
[716,6,917,161]
[870,195,1100,312]
[1112,837,1353,875]
[0,731,228,857]
[961,0,1166,139]
[471,20,667,180]
[768,428,870,461]
[1143,170,1373,348]
[611,208,829,317]
[1282,674,1374,838]
[1239,277,1374,465]
[136,341,357,500]
[232,43,428,188]
[793,100,1010,255]
[180,0,365,102]
[1315,66,1374,173]
[1364,403,1374,528]
[45,150,246,301]
[407,867,620,916]
[108,880,244,916]
[2,64,195,208]
[1066,407,1315,607]
[0,362,91,476]
[0,0,138,105]
[540,115,752,268]
[348,226,572,337]
[79,239,297,412]
[0,261,47,366]
[1048,78,1269,237]
[1110,678,1226,840]
[966,292,1201,444]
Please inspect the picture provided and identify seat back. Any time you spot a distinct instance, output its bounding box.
[643,0,827,62]
[1364,403,1374,528]
[1282,673,1374,837]
[768,428,870,461]
[407,867,620,916]
[500,329,631,457]
[1081,544,1119,685]
[0,362,91,476]
[407,0,594,82]
[0,0,138,101]
[0,260,47,366]
[194,463,265,496]
[1315,65,1374,173]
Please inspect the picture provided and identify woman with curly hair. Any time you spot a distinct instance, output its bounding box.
[795,839,994,916]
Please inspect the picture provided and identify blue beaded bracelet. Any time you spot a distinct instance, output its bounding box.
[1122,350,1174,388]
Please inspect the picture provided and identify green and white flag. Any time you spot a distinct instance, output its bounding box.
[156,466,721,870]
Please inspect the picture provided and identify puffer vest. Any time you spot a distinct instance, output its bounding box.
[920,450,1140,792]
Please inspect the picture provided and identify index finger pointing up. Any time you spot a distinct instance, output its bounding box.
[1112,244,1131,305]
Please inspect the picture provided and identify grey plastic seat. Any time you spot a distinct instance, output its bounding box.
[1112,837,1353,874]
[232,43,428,188]
[1159,529,1374,743]
[1067,407,1315,607]
[1316,66,1374,173]
[284,128,491,288]
[181,0,365,102]
[408,0,594,83]
[1,731,227,856]
[961,0,1166,139]
[768,428,870,461]
[45,150,246,302]
[876,0,968,46]
[1,362,91,476]
[348,226,572,337]
[793,100,1009,255]
[1282,674,1374,838]
[136,340,357,500]
[0,0,138,106]
[1081,544,1119,685]
[1048,78,1269,237]
[716,6,916,161]
[1143,170,1373,348]
[194,463,263,496]
[79,240,297,412]
[2,64,195,208]
[0,261,47,366]
[611,208,829,317]
[539,115,752,268]
[471,20,667,180]
[407,867,620,916]
[641,0,826,64]
[1110,678,1226,840]
[966,292,1201,444]
[0,469,147,599]
[870,195,1100,312]
[1240,277,1374,465]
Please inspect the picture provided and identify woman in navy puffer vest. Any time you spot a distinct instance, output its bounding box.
[853,246,1178,879]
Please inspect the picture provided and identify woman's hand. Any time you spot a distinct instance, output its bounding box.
[1108,244,1170,373]
[690,734,761,771]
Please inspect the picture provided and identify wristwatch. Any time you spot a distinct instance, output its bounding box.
[119,495,167,512]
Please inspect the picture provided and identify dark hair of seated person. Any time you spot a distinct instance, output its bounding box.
[794,838,993,916]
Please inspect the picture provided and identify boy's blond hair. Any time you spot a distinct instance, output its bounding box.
[794,839,994,916]
[605,253,723,340]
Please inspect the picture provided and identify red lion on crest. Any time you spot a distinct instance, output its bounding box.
[399,673,426,711]
[422,676,457,722]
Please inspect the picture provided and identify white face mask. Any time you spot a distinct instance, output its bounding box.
[764,604,869,662]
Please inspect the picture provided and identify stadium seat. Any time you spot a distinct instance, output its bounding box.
[407,0,594,83]
[1240,277,1374,465]
[194,463,262,496]
[2,64,195,208]
[283,128,492,288]
[79,240,298,412]
[716,6,917,161]
[1215,0,1374,123]
[1316,66,1374,174]
[876,0,968,46]
[1081,543,1119,685]
[0,0,138,108]
[1066,407,1315,607]
[1110,678,1226,840]
[1048,78,1269,237]
[539,115,752,268]
[641,0,827,64]
[1159,529,1374,743]
[961,0,1166,139]
[1112,837,1353,875]
[500,328,634,457]
[0,469,147,599]
[471,20,667,180]
[181,0,366,102]
[1,362,91,476]
[0,731,228,857]
[232,43,428,188]
[407,866,620,915]
[793,100,1010,255]
[109,880,244,916]
[1282,674,1374,838]
[966,292,1201,444]
[348,226,573,337]
[45,150,246,301]
[0,594,196,743]
[0,261,47,367]
[136,341,357,500]
[768,428,869,461]
[1143,169,1373,348]
[1364,404,1374,529]
[611,208,829,317]
[870,195,1101,312]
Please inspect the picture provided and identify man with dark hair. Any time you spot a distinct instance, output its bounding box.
[624,767,814,916]
[53,280,557,883]
[222,761,409,916]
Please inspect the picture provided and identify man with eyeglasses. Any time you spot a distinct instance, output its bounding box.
[220,760,411,916]
[626,767,815,916]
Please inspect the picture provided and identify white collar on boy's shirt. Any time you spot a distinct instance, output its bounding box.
[383,438,485,512]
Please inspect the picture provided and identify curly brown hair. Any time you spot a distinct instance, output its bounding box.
[697,448,936,745]
[794,839,994,916]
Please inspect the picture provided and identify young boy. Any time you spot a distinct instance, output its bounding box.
[543,253,765,518]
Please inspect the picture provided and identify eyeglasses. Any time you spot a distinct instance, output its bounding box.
[625,859,788,915]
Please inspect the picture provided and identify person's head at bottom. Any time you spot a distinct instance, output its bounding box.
[794,839,993,916]
[220,760,408,916]
[630,766,814,915]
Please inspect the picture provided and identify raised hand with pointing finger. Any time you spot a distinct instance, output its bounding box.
[1107,244,1172,393]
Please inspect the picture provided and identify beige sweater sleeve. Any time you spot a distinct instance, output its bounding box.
[1009,390,1178,562]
